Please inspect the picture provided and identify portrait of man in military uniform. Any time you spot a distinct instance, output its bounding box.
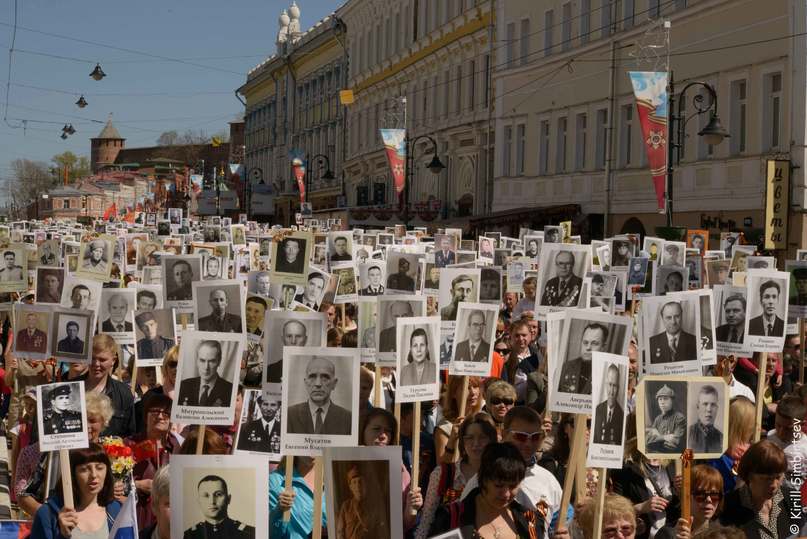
[687,384,724,454]
[644,382,687,454]
[557,322,609,395]
[38,240,58,266]
[16,311,48,355]
[183,475,255,539]
[236,393,281,454]
[80,239,109,274]
[165,258,198,302]
[36,268,63,304]
[386,256,416,293]
[540,250,584,308]
[335,464,390,539]
[42,384,83,436]
[196,288,243,333]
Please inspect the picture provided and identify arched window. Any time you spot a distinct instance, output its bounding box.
[620,217,646,237]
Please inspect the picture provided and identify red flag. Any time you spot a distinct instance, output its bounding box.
[102,203,117,221]
[628,72,668,212]
[292,163,306,204]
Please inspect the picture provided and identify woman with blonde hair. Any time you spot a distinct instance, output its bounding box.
[483,379,517,435]
[85,335,135,438]
[434,375,483,463]
[576,493,637,539]
[707,396,755,493]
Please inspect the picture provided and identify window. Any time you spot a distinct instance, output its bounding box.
[468,59,476,111]
[539,120,550,174]
[601,0,612,38]
[624,0,635,29]
[506,22,516,67]
[581,0,591,44]
[649,0,661,18]
[556,117,568,172]
[443,69,450,118]
[561,3,572,51]
[730,79,747,155]
[544,10,554,56]
[764,72,783,151]
[455,65,463,114]
[516,124,526,175]
[619,104,632,166]
[520,19,530,65]
[357,184,370,206]
[595,108,608,169]
[575,113,587,170]
[482,54,490,108]
[373,183,386,205]
[503,126,513,176]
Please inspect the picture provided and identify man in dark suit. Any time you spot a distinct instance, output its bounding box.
[135,312,174,360]
[197,289,242,332]
[329,236,352,262]
[266,320,309,383]
[540,250,583,307]
[57,321,84,355]
[441,274,474,321]
[237,395,281,453]
[17,312,47,354]
[359,265,385,296]
[178,340,233,407]
[295,272,326,308]
[453,310,490,362]
[434,237,456,268]
[378,301,414,352]
[101,293,134,333]
[716,294,746,343]
[748,280,785,337]
[648,301,698,364]
[286,356,351,435]
[593,364,624,445]
[167,260,194,301]
[274,237,306,274]
[387,257,415,292]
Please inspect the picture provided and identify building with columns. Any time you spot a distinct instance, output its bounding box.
[492,0,807,252]
[339,0,495,227]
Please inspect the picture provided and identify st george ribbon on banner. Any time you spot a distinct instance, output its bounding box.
[380,129,407,196]
[289,149,306,204]
[628,71,669,212]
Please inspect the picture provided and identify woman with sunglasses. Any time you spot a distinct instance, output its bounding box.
[416,413,498,539]
[484,380,517,436]
[434,375,483,464]
[576,493,637,539]
[134,345,179,433]
[656,465,723,539]
[720,440,802,539]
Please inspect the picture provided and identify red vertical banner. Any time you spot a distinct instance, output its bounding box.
[628,72,669,212]
[380,129,407,197]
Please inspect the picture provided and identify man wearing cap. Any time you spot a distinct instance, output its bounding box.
[101,293,133,333]
[237,395,281,453]
[687,385,723,453]
[664,244,681,266]
[135,312,174,360]
[57,321,84,355]
[645,384,686,453]
[197,289,242,333]
[184,475,254,539]
[16,312,47,354]
[649,302,697,363]
[43,384,83,435]
[0,251,23,282]
[81,239,108,273]
[336,465,388,539]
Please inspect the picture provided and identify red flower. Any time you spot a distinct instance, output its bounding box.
[133,441,157,463]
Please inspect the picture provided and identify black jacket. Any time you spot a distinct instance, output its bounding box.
[77,373,136,438]
[610,461,680,539]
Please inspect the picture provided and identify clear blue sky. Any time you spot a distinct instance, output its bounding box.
[0,0,338,182]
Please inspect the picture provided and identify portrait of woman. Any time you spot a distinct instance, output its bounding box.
[400,327,437,387]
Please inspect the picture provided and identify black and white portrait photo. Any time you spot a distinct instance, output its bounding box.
[168,207,182,225]
[609,238,634,268]
[35,267,64,304]
[36,381,88,452]
[0,247,27,293]
[135,285,163,311]
[786,261,807,331]
[234,389,281,459]
[50,309,93,363]
[247,270,272,298]
[295,270,328,309]
[13,304,51,360]
[695,289,717,365]
[641,293,702,375]
[201,254,226,281]
[536,244,590,312]
[523,235,542,261]
[586,353,629,469]
[720,232,740,258]
[448,302,498,377]
[730,245,754,274]
[638,378,688,457]
[661,241,686,267]
[162,255,202,308]
[479,267,503,305]
[75,236,114,281]
[332,264,358,303]
[358,262,386,296]
[744,269,790,352]
[328,232,353,265]
[134,308,176,366]
[59,276,102,312]
[543,225,563,244]
[395,316,440,402]
[37,239,60,267]
[264,311,327,385]
[173,332,244,425]
[171,454,266,539]
[705,259,731,286]
[375,296,426,364]
[478,236,495,262]
[655,265,688,296]
[98,289,136,344]
[271,231,312,287]
[385,251,421,294]
[438,269,480,322]
[712,284,750,356]
[686,381,728,456]
[281,347,360,455]
[192,281,245,333]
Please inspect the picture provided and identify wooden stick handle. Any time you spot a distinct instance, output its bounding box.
[411,401,421,503]
[282,457,294,522]
[557,414,587,529]
[44,451,54,499]
[454,376,469,463]
[754,352,768,442]
[394,402,401,445]
[681,455,692,523]
[59,449,74,509]
[374,365,382,407]
[591,468,608,539]
[195,424,206,455]
[312,457,324,539]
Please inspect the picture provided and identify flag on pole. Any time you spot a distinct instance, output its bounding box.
[628,71,669,212]
[102,203,117,221]
[380,129,407,195]
[0,521,31,538]
[289,149,306,204]
[108,490,138,539]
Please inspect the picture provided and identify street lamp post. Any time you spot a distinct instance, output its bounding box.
[666,72,729,226]
[245,167,264,220]
[305,153,335,205]
[403,135,445,226]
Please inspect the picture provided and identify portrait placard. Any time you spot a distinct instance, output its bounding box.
[744,269,790,352]
[280,346,360,456]
[438,268,481,322]
[536,243,590,313]
[448,302,498,376]
[358,261,386,297]
[37,381,88,452]
[640,292,702,376]
[35,267,64,304]
[50,308,93,363]
[13,303,51,360]
[263,310,327,385]
[375,296,427,364]
[547,310,631,414]
[396,316,441,402]
[661,241,686,267]
[191,280,245,334]
[134,308,177,366]
[324,446,403,539]
[171,454,267,539]
[332,263,358,304]
[134,284,164,311]
[74,235,115,282]
[295,269,328,310]
[385,251,422,295]
[477,236,495,264]
[173,331,245,425]
[586,352,629,469]
[0,246,27,293]
[59,275,102,313]
[234,388,281,461]
[785,260,807,334]
[711,284,751,356]
[270,231,312,287]
[357,297,378,362]
[161,255,203,311]
[97,288,136,345]
[655,265,688,295]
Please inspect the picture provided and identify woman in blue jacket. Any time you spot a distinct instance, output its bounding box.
[32,443,122,539]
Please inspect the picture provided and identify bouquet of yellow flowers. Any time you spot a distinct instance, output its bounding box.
[100,436,135,482]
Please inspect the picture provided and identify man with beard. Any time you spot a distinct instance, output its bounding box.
[237,395,281,453]
[197,289,242,333]
[687,385,723,453]
[558,322,608,394]
[135,312,174,360]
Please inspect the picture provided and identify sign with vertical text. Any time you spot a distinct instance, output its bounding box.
[764,159,789,250]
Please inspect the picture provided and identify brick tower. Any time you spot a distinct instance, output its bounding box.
[90,115,125,172]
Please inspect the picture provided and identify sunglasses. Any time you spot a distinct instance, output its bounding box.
[508,430,543,443]
[489,397,515,406]
[495,348,511,355]
[693,491,722,503]
[147,409,170,418]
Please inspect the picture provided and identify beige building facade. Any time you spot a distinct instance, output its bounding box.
[494,0,807,251]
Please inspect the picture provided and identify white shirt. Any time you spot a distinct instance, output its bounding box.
[766,429,807,478]
[728,376,755,403]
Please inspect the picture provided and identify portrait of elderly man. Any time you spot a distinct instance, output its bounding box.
[434,236,456,268]
[167,260,194,301]
[558,322,608,394]
[648,302,697,363]
[275,237,306,274]
[197,289,242,333]
[716,294,746,343]
[541,250,583,307]
[135,311,175,360]
[178,340,233,407]
[593,363,624,445]
[645,384,686,453]
[266,319,309,383]
[441,274,475,321]
[237,394,281,453]
[287,356,351,435]
[688,385,723,453]
[295,272,326,308]
[101,293,133,333]
[184,474,255,538]
[0,250,23,282]
[453,310,491,362]
[16,312,47,354]
[748,279,785,337]
[81,239,109,273]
